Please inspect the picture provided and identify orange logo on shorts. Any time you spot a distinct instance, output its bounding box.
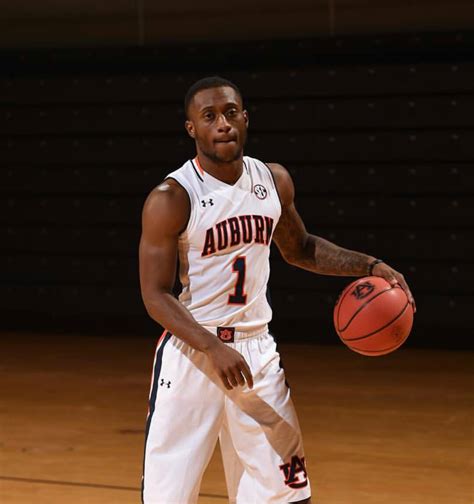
[217,327,235,343]
[279,455,308,489]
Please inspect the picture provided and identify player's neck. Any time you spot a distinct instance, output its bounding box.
[195,154,243,185]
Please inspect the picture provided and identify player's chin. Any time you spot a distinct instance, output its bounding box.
[213,143,242,162]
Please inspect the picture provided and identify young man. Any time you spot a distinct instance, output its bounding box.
[139,76,415,504]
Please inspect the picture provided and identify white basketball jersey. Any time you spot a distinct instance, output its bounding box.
[165,155,281,332]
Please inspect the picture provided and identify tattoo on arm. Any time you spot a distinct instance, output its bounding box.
[300,235,374,277]
[274,203,374,277]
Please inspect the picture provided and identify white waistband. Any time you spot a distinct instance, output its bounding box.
[203,325,268,341]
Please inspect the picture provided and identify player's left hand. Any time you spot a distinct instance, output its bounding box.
[372,262,416,313]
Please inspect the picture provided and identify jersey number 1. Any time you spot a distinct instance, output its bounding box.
[228,257,247,304]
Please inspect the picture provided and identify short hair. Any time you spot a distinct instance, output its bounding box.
[184,76,242,117]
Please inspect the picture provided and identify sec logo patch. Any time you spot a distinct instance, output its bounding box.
[254,184,267,200]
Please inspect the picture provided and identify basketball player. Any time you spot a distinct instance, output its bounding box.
[139,76,415,504]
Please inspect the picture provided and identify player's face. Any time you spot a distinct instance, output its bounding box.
[185,86,249,163]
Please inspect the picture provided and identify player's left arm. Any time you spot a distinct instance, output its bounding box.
[268,163,416,311]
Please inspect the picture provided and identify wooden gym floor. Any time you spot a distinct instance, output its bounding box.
[1,332,472,504]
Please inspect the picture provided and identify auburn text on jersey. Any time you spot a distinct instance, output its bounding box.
[201,214,274,256]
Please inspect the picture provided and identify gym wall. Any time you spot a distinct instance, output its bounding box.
[2,31,473,347]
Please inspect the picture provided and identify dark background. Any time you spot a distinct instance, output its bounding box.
[1,2,474,348]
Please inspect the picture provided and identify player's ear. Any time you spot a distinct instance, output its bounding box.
[185,120,195,139]
[243,110,249,127]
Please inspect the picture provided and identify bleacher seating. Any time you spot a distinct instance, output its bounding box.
[1,31,473,346]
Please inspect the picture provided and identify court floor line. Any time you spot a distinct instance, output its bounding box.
[0,476,228,499]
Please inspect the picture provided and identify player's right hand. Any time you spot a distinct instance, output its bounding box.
[204,341,254,390]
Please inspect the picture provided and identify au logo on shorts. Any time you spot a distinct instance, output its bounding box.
[279,455,308,489]
[217,327,235,343]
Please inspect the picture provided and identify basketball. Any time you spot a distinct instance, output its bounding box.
[334,276,414,356]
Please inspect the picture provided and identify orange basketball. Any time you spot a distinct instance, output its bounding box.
[333,276,414,356]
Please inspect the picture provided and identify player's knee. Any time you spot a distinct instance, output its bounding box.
[289,498,312,504]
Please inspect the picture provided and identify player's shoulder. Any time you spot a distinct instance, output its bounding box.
[264,162,294,205]
[142,177,190,234]
[265,162,291,181]
[146,178,188,207]
[245,156,293,191]
[144,160,192,208]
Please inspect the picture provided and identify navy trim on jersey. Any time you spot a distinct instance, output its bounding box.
[263,162,283,206]
[190,159,204,182]
[247,160,255,193]
[141,332,172,503]
[243,159,252,193]
[164,176,191,234]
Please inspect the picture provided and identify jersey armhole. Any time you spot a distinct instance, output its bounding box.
[163,176,192,235]
[263,162,283,208]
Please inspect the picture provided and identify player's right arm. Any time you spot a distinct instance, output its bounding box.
[139,179,253,390]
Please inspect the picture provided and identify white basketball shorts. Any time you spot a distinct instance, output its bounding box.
[141,327,311,504]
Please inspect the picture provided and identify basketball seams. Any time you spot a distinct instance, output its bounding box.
[342,300,410,341]
[334,277,413,356]
[338,286,395,333]
[348,305,413,354]
[334,280,360,331]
